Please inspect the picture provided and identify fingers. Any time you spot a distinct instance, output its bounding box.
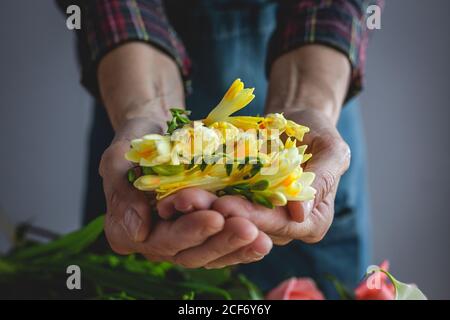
[299,191,335,243]
[173,217,259,268]
[212,195,290,234]
[304,134,350,205]
[140,210,224,257]
[157,188,218,219]
[287,200,314,223]
[212,195,329,242]
[204,231,273,269]
[101,141,152,246]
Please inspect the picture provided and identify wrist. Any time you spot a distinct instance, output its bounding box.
[112,115,167,145]
[265,45,351,126]
[98,42,185,131]
[110,98,173,134]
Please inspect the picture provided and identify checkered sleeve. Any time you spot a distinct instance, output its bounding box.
[58,0,191,97]
[268,0,384,102]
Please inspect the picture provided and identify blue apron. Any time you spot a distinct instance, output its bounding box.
[84,0,371,299]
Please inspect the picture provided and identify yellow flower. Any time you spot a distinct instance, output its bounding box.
[225,116,265,130]
[125,134,171,166]
[233,130,261,160]
[209,121,240,143]
[255,146,316,201]
[297,145,312,163]
[204,79,255,125]
[259,113,287,130]
[285,120,310,141]
[126,77,316,207]
[171,122,221,164]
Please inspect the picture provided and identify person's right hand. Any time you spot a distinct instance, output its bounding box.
[99,118,272,268]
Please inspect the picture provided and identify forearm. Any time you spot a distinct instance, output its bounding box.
[98,42,185,133]
[265,45,351,125]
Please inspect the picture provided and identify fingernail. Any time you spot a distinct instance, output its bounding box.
[301,200,314,221]
[252,250,265,258]
[123,208,142,241]
[176,203,193,213]
[245,249,265,262]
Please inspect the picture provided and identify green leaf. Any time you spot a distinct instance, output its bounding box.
[325,274,354,300]
[225,163,233,176]
[250,163,262,176]
[231,183,250,190]
[180,267,231,287]
[166,108,191,134]
[141,166,155,175]
[238,274,264,300]
[170,108,191,116]
[237,163,246,171]
[127,168,137,183]
[167,119,178,134]
[251,193,274,209]
[10,215,105,262]
[182,291,195,300]
[199,162,208,171]
[251,180,269,191]
[0,259,16,274]
[177,115,190,124]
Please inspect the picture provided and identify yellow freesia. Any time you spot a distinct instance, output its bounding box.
[259,113,287,130]
[209,121,240,143]
[285,120,310,141]
[171,122,221,164]
[125,78,316,207]
[204,79,255,125]
[125,134,171,166]
[225,116,265,130]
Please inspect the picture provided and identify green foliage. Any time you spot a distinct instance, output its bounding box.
[218,180,273,209]
[0,215,260,300]
[166,108,191,134]
[150,164,185,176]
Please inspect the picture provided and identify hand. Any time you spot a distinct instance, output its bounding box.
[213,109,351,245]
[100,118,272,268]
[156,189,273,269]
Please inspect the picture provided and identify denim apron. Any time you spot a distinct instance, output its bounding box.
[84,0,371,298]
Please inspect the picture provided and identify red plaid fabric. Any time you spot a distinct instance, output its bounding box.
[59,0,383,101]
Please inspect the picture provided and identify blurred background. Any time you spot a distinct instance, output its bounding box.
[0,0,449,298]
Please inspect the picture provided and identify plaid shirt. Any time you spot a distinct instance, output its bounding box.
[60,0,383,102]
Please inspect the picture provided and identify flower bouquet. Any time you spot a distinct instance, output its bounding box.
[125,79,316,209]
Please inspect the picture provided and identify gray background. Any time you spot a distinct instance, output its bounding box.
[0,0,449,298]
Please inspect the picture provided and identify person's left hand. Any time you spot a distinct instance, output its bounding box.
[157,108,350,268]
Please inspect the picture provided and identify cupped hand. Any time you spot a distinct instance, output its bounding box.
[100,119,272,268]
[217,109,350,244]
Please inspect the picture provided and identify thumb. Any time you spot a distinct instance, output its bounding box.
[100,140,152,243]
[304,135,351,206]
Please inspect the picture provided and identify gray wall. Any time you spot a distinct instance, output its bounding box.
[360,0,450,299]
[0,1,91,247]
[0,0,449,298]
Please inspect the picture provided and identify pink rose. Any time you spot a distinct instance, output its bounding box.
[266,278,325,300]
[354,260,395,300]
